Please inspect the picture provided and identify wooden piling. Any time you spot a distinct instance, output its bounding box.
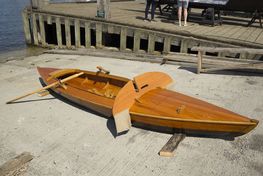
[22,10,32,44]
[180,39,188,53]
[148,33,155,54]
[56,17,62,47]
[133,30,141,52]
[120,27,127,51]
[32,13,39,45]
[74,19,80,47]
[163,37,171,54]
[39,14,46,46]
[96,23,103,48]
[65,18,71,48]
[47,15,52,25]
[85,21,91,48]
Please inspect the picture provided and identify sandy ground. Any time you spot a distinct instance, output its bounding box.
[0,52,262,176]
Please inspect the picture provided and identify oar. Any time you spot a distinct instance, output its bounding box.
[6,72,84,104]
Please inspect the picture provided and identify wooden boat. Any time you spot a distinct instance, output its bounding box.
[37,66,258,135]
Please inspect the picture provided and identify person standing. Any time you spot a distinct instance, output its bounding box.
[177,0,189,26]
[144,0,156,22]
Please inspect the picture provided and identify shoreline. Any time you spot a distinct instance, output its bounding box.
[0,46,46,63]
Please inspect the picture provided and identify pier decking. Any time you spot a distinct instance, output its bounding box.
[41,1,263,47]
[22,1,263,60]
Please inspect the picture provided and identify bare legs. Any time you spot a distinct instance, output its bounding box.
[183,8,188,26]
[178,7,182,26]
[178,7,188,26]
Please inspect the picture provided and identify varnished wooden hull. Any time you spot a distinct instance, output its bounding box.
[129,88,258,134]
[37,67,258,135]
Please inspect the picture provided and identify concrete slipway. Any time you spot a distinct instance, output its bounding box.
[0,51,262,176]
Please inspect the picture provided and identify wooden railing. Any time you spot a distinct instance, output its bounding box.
[191,47,263,74]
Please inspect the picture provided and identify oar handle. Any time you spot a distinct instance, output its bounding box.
[97,66,110,74]
[6,72,84,104]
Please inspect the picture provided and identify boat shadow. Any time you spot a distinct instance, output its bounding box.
[132,122,238,141]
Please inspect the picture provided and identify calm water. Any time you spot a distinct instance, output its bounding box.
[0,0,31,54]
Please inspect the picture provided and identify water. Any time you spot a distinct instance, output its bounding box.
[0,0,31,54]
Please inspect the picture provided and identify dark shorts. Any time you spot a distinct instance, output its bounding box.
[177,0,189,8]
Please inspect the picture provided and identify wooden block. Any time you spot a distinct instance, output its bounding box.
[0,152,33,176]
[159,133,185,157]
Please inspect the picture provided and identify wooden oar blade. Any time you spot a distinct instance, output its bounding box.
[6,72,84,104]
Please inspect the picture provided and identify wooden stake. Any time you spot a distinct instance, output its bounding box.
[6,72,84,104]
[159,133,185,157]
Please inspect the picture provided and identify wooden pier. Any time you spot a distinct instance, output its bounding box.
[22,1,263,60]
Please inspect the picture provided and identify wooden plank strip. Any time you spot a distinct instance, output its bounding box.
[247,28,262,43]
[255,30,263,44]
[0,152,33,176]
[159,133,185,157]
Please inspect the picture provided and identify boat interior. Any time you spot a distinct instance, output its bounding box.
[48,69,129,99]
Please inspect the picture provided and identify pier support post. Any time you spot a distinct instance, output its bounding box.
[85,22,91,48]
[148,33,155,54]
[56,17,62,47]
[163,37,171,54]
[180,39,188,53]
[120,27,127,51]
[74,19,80,47]
[65,18,71,48]
[22,10,32,44]
[96,23,103,48]
[133,31,141,53]
[39,14,46,46]
[197,51,203,74]
[32,13,39,45]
